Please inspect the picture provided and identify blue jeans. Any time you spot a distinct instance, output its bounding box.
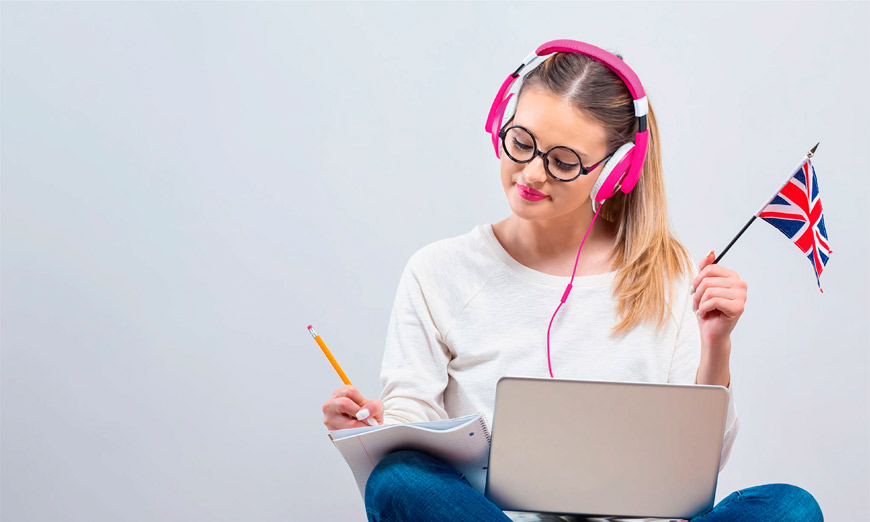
[365,449,823,522]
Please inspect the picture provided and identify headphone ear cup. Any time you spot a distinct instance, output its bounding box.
[590,142,636,211]
[500,92,518,133]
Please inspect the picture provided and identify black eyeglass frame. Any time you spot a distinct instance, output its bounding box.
[498,125,613,182]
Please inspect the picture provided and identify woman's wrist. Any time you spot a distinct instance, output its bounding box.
[697,338,731,387]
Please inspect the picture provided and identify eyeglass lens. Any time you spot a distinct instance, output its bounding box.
[503,127,583,180]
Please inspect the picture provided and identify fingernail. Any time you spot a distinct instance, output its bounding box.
[690,285,695,294]
[366,418,378,426]
[356,408,370,420]
[708,250,715,258]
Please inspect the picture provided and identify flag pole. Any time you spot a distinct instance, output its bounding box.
[713,142,820,264]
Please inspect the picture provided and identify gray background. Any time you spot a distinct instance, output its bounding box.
[2,1,868,520]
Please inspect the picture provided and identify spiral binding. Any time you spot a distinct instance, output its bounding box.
[478,415,492,443]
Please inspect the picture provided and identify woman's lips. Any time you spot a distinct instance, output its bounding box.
[517,183,549,201]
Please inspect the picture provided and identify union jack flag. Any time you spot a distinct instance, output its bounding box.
[758,159,832,292]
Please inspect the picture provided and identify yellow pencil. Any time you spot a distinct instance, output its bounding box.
[308,325,352,385]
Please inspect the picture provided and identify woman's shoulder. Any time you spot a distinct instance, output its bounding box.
[405,224,499,276]
[393,225,503,332]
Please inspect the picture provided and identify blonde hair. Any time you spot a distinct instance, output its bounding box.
[518,51,691,334]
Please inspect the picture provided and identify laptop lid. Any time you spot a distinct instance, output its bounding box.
[484,376,729,519]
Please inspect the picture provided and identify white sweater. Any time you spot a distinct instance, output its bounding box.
[377,224,739,521]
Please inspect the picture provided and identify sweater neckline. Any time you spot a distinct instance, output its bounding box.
[478,223,617,287]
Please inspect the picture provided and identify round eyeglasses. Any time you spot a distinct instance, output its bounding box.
[498,125,613,182]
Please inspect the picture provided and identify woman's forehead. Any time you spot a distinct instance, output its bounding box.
[512,89,607,157]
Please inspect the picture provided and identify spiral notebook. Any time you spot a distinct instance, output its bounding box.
[327,413,491,499]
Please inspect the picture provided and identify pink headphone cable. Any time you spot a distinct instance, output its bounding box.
[546,200,607,378]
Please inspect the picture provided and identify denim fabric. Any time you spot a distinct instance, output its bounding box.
[365,449,823,522]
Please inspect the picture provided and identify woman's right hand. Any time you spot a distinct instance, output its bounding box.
[322,385,384,430]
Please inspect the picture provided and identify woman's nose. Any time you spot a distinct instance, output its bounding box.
[523,154,549,183]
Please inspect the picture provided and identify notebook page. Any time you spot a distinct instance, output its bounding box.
[330,414,491,499]
[328,413,482,441]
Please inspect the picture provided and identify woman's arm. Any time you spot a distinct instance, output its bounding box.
[691,250,748,388]
[670,256,741,471]
[378,251,453,425]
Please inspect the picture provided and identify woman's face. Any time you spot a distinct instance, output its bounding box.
[499,87,611,223]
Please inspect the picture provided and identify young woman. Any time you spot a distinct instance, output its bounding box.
[321,40,823,522]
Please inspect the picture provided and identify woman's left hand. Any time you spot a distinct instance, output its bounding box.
[691,251,747,348]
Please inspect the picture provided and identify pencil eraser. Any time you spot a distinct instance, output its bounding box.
[307,325,313,330]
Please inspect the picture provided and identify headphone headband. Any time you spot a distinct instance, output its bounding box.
[536,40,647,112]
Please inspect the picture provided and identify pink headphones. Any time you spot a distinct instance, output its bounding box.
[484,40,652,377]
[484,39,650,210]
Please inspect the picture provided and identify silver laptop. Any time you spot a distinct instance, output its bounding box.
[484,376,729,519]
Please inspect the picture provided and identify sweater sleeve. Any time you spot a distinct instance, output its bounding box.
[378,251,452,425]
[668,269,740,472]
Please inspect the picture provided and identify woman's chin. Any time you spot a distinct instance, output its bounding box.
[507,195,553,220]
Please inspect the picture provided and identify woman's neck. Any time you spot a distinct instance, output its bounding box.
[492,206,618,277]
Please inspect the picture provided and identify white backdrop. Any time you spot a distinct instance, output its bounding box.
[2,2,868,521]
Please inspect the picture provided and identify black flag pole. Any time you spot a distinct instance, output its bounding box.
[713,142,820,265]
